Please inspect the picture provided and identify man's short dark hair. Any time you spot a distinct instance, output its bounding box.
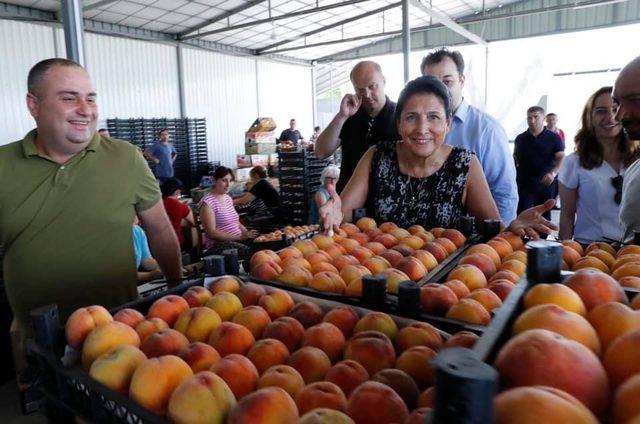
[27,58,82,94]
[527,106,545,115]
[161,177,184,197]
[213,166,234,181]
[158,129,169,137]
[395,76,452,124]
[421,48,465,76]
[250,166,267,179]
[314,126,320,132]
[546,113,557,118]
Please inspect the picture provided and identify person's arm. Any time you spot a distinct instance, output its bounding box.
[558,183,577,240]
[137,201,182,284]
[138,257,164,282]
[339,146,375,222]
[463,155,501,224]
[199,202,252,241]
[143,149,160,164]
[239,223,258,239]
[315,190,329,210]
[233,192,256,205]
[507,199,557,239]
[541,151,565,186]
[181,209,196,228]
[315,94,361,159]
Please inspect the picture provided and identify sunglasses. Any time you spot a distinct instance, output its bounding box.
[611,175,623,205]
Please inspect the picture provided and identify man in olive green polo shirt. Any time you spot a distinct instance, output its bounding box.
[0,58,182,369]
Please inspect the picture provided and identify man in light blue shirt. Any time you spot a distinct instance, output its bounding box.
[422,48,518,225]
[144,128,177,184]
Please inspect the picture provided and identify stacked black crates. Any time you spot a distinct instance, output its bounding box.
[106,118,209,189]
[278,150,331,225]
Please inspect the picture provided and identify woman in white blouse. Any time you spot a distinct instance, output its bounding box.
[558,86,638,244]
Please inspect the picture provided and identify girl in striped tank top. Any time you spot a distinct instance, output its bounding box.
[199,166,257,260]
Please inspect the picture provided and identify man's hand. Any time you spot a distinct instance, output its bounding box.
[508,199,558,239]
[153,158,160,164]
[339,94,362,119]
[319,183,343,236]
[540,172,555,186]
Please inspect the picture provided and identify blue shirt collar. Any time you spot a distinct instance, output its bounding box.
[452,98,470,123]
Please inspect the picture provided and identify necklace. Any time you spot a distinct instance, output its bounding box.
[406,173,427,209]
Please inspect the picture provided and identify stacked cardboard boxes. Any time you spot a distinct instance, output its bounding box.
[235,118,278,181]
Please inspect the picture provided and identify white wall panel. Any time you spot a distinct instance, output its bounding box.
[84,33,181,126]
[257,61,314,142]
[181,47,258,167]
[0,20,57,145]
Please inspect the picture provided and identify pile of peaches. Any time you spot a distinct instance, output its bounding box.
[254,225,319,243]
[487,241,640,423]
[64,277,480,423]
[249,217,466,297]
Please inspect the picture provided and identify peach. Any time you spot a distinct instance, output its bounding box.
[250,250,281,269]
[465,288,503,314]
[563,239,585,256]
[405,407,433,424]
[207,322,255,356]
[435,237,457,255]
[338,237,362,253]
[587,249,616,269]
[236,282,266,307]
[147,295,190,327]
[311,261,339,275]
[442,228,466,248]
[205,291,243,323]
[459,253,497,279]
[323,243,347,260]
[288,301,325,328]
[488,269,520,285]
[613,374,640,424]
[612,254,640,271]
[586,241,616,256]
[232,305,272,339]
[420,283,458,316]
[412,250,438,272]
[395,345,437,389]
[392,244,415,257]
[395,321,443,352]
[323,306,359,338]
[257,364,305,398]
[293,239,318,256]
[379,222,398,233]
[309,271,347,294]
[389,228,411,241]
[299,409,354,424]
[306,249,333,265]
[633,294,640,310]
[562,246,583,269]
[332,228,348,241]
[341,222,361,235]
[447,264,487,291]
[345,278,365,296]
[377,250,402,269]
[173,306,221,343]
[324,359,369,397]
[565,268,628,311]
[488,280,515,301]
[346,381,409,424]
[572,256,610,273]
[467,244,501,268]
[112,308,144,329]
[374,233,399,249]
[617,245,640,257]
[524,283,587,316]
[351,246,374,263]
[281,257,312,272]
[494,386,598,424]
[497,231,525,251]
[141,328,190,358]
[65,305,113,350]
[354,311,399,340]
[396,256,427,282]
[499,259,526,277]
[88,345,146,395]
[364,228,383,240]
[311,234,334,249]
[604,329,640,388]
[210,353,259,400]
[443,279,471,299]
[167,371,236,424]
[400,235,425,250]
[496,329,609,417]
[287,346,332,384]
[246,338,290,375]
[178,341,220,373]
[356,216,378,231]
[81,321,140,370]
[587,302,640,351]
[258,288,295,319]
[340,264,372,285]
[384,268,412,294]
[279,246,304,262]
[503,250,527,265]
[349,232,370,246]
[619,276,640,288]
[362,256,391,274]
[207,276,242,294]
[296,381,347,415]
[227,387,299,424]
[364,242,386,256]
[430,227,445,237]
[487,237,514,259]
[250,261,282,280]
[263,316,305,352]
[332,254,360,271]
[408,224,426,235]
[415,231,436,243]
[343,331,396,376]
[302,322,346,363]
[443,331,479,349]
[135,317,169,343]
[371,368,420,410]
[445,298,491,325]
[513,304,601,355]
[181,286,214,308]
[613,263,640,280]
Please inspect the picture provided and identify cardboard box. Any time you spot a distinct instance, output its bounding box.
[245,131,276,144]
[236,154,252,168]
[234,167,252,181]
[247,117,277,132]
[269,154,279,166]
[250,154,269,167]
[245,142,277,154]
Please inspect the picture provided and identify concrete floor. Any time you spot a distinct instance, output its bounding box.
[0,380,45,424]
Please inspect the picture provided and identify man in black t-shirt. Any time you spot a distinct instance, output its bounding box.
[315,61,400,193]
[278,119,304,145]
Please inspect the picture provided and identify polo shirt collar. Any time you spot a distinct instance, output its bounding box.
[453,98,470,123]
[22,129,101,159]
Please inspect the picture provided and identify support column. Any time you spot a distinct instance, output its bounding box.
[176,44,187,118]
[61,0,85,66]
[402,0,411,83]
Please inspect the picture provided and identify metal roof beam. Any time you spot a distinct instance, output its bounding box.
[177,0,268,39]
[180,0,373,41]
[84,0,119,12]
[410,0,487,45]
[258,1,401,54]
[0,1,55,20]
